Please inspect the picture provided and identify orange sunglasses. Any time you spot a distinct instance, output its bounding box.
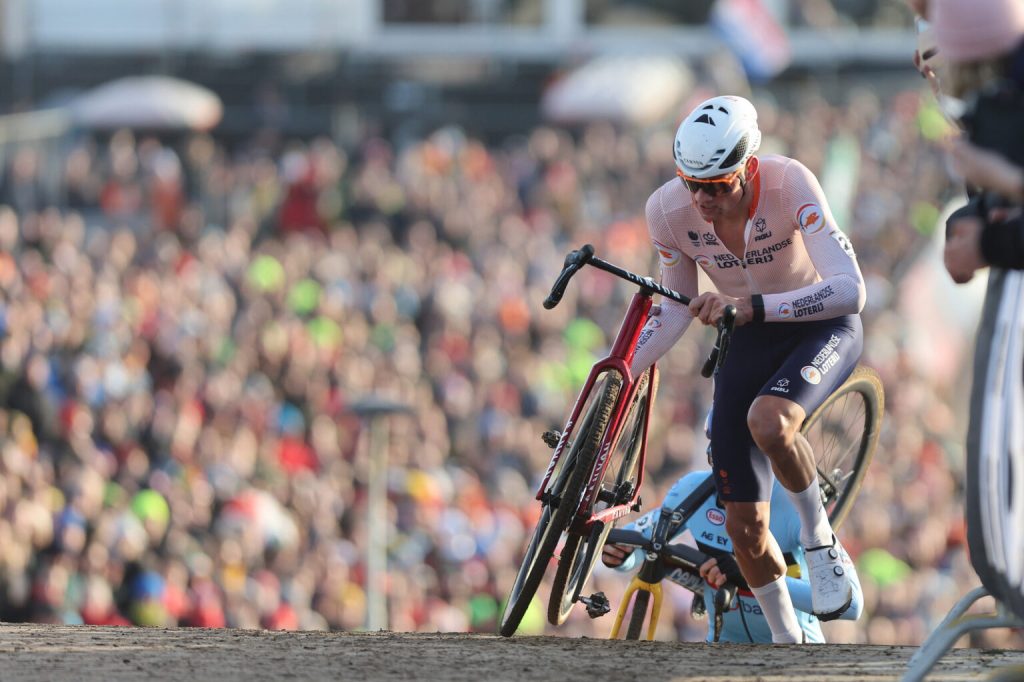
[676,168,742,196]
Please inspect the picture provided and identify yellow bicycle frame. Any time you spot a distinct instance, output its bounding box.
[609,575,663,641]
[609,564,802,641]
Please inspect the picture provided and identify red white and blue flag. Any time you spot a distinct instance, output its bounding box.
[711,0,792,82]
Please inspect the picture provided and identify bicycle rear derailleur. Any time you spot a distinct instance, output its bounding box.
[579,592,611,618]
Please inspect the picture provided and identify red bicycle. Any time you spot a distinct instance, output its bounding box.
[499,244,735,637]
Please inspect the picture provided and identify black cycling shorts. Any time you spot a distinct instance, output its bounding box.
[710,314,863,503]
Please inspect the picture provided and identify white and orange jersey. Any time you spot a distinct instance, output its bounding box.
[631,154,866,374]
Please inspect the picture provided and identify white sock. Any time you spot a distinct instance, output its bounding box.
[787,478,833,549]
[750,574,802,643]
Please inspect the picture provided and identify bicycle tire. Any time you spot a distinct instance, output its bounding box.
[801,366,884,531]
[548,369,652,625]
[499,371,623,637]
[625,589,651,640]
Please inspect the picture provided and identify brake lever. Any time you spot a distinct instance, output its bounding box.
[715,305,736,374]
[712,582,738,643]
[700,304,737,378]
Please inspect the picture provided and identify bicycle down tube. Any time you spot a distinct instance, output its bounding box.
[534,289,652,508]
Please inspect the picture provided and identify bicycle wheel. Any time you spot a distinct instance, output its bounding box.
[548,369,654,625]
[800,366,884,531]
[499,371,623,637]
[625,589,652,640]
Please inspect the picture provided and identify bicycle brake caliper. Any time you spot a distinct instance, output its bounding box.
[579,592,611,618]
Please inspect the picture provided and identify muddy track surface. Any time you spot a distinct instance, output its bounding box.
[0,626,1022,681]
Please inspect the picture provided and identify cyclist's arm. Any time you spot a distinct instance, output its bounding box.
[759,160,867,322]
[631,194,698,375]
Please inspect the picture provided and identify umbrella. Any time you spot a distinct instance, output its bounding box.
[541,55,693,126]
[70,76,223,131]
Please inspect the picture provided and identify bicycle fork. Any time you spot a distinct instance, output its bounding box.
[609,576,663,641]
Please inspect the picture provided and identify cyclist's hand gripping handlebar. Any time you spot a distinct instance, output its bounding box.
[544,244,594,309]
[700,305,737,378]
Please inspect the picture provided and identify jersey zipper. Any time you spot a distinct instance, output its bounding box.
[738,163,763,293]
[739,215,758,292]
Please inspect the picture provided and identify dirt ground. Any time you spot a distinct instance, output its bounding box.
[0,626,1022,681]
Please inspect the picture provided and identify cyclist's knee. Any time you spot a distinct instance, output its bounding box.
[724,503,770,554]
[747,397,801,452]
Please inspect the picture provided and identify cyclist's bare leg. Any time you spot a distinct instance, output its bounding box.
[747,395,832,547]
[747,394,854,619]
[722,500,786,586]
[746,395,813,491]
[724,501,802,642]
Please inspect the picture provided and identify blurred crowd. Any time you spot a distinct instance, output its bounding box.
[0,78,1017,648]
[382,0,915,29]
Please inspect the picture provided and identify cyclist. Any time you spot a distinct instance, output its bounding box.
[627,95,866,642]
[601,469,864,643]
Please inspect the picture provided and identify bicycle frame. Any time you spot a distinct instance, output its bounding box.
[611,577,664,640]
[536,245,732,557]
[535,289,656,531]
[523,245,734,625]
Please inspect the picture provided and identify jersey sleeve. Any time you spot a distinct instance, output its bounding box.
[760,160,867,322]
[630,189,697,375]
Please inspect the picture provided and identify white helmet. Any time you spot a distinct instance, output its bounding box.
[673,95,762,179]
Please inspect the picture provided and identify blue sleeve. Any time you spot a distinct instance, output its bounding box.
[613,471,711,573]
[769,481,804,552]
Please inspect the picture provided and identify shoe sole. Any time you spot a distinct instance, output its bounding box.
[812,590,853,622]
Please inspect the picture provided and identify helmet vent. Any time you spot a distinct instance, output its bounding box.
[720,134,749,169]
[694,114,716,125]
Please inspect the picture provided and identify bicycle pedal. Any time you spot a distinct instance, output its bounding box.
[542,430,561,448]
[579,592,611,618]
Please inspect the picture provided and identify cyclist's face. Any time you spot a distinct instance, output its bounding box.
[679,169,744,216]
